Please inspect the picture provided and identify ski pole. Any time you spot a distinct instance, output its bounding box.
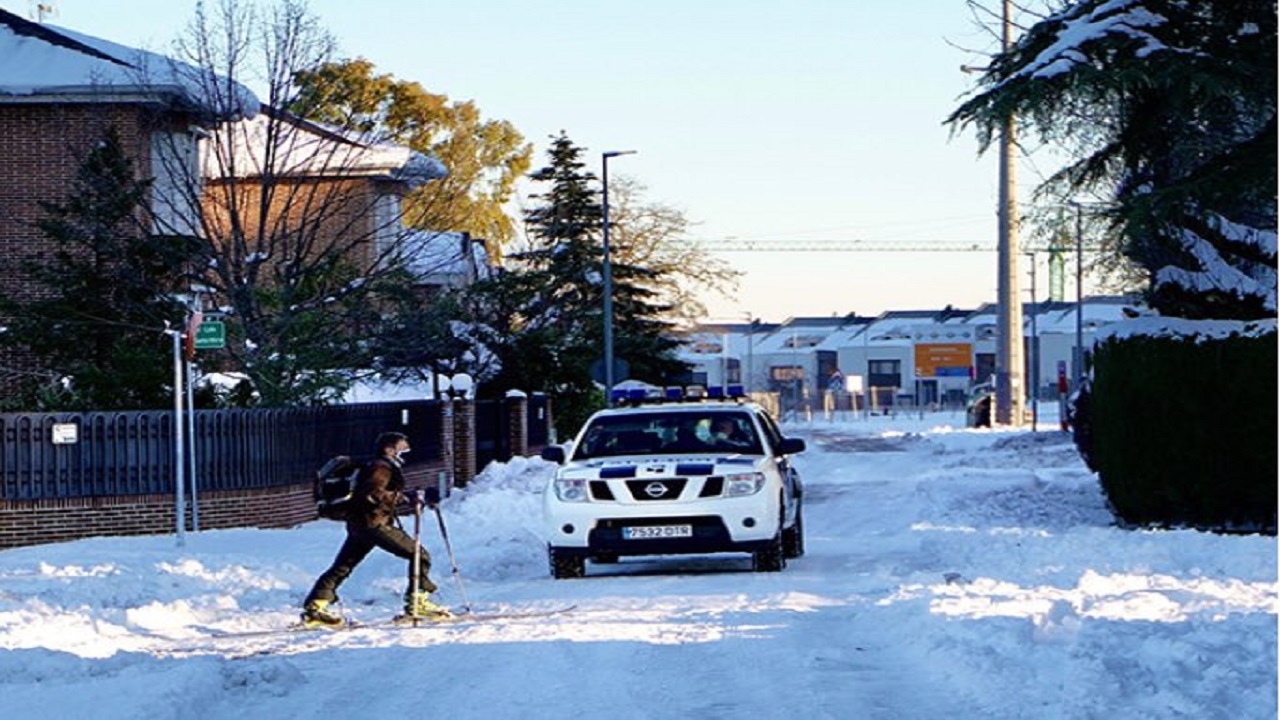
[409,496,423,626]
[433,504,473,612]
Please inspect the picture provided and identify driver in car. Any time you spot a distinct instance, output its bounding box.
[710,417,752,448]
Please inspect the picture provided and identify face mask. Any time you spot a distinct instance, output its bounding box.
[396,448,411,460]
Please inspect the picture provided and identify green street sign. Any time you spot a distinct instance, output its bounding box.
[193,320,226,350]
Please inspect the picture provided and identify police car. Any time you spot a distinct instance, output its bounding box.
[540,386,806,578]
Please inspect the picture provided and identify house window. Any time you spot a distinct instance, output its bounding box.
[373,193,401,258]
[783,335,822,348]
[868,360,899,375]
[770,366,805,382]
[868,359,901,390]
[150,130,201,236]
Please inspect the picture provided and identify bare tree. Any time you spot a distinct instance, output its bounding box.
[147,0,465,405]
[605,175,740,326]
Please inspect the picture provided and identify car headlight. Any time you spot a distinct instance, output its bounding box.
[553,477,590,502]
[723,472,766,497]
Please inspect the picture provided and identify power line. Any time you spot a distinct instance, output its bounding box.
[691,238,1091,253]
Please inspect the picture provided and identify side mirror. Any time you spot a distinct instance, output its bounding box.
[541,445,566,464]
[778,437,806,455]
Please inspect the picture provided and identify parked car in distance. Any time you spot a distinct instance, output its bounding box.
[541,397,805,578]
[966,382,994,428]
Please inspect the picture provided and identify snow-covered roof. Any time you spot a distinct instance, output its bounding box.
[812,317,875,351]
[0,9,258,120]
[206,108,446,185]
[1033,298,1148,334]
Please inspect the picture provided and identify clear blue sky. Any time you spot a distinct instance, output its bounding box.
[6,0,1067,322]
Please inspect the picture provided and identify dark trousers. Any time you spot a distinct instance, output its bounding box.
[305,523,437,605]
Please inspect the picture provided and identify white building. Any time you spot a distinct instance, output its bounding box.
[683,297,1146,413]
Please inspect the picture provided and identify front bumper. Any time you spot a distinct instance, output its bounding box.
[544,491,782,555]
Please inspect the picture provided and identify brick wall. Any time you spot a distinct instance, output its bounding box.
[0,482,314,550]
[0,455,456,550]
[0,103,155,289]
[506,393,529,459]
[452,398,476,487]
[0,102,165,376]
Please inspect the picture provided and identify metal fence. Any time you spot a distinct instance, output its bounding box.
[527,393,550,447]
[473,399,509,471]
[0,400,443,501]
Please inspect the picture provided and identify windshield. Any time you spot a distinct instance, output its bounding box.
[573,411,763,460]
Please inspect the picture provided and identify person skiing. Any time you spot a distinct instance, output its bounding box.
[301,431,448,627]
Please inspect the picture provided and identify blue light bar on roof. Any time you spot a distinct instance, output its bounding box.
[726,384,745,398]
[626,388,647,402]
[707,386,724,399]
[609,388,629,404]
[664,386,684,401]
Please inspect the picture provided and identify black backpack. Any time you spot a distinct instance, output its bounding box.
[314,455,363,520]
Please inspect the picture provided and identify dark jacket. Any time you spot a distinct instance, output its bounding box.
[346,455,405,530]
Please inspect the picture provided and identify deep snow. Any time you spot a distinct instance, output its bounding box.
[0,407,1274,719]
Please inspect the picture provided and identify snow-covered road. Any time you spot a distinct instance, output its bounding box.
[1,411,1274,719]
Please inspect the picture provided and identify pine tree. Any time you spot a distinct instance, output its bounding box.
[948,0,1276,320]
[0,127,199,410]
[475,132,688,434]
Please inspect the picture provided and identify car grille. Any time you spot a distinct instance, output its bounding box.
[624,478,688,501]
[698,476,724,497]
[588,476,727,502]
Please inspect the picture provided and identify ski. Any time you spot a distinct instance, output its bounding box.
[197,604,576,640]
[387,604,577,627]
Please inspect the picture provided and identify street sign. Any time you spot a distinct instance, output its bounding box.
[193,320,226,350]
[914,343,973,378]
[51,423,79,445]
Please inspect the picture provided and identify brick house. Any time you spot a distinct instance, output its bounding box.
[196,105,448,282]
[0,9,259,379]
[0,10,459,390]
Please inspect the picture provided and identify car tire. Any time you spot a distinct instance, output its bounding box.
[753,502,787,572]
[782,500,805,559]
[548,546,585,579]
[752,535,786,572]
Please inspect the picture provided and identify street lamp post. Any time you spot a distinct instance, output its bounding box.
[601,150,636,405]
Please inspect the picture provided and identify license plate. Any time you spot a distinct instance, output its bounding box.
[622,525,693,540]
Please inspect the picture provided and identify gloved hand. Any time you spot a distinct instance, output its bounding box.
[423,486,441,507]
[404,487,441,509]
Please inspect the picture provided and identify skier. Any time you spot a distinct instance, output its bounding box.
[301,431,448,627]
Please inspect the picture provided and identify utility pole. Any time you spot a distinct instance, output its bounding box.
[994,0,1025,426]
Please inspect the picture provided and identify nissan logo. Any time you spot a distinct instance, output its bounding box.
[644,482,669,498]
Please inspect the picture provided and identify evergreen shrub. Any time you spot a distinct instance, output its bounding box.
[1089,329,1276,534]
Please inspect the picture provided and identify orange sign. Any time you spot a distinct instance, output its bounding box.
[914,343,972,377]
